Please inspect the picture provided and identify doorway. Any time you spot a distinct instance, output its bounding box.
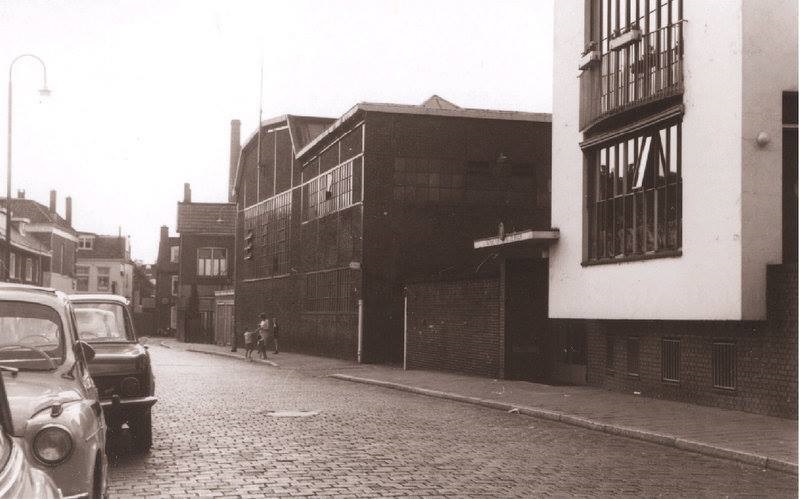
[504,258,549,382]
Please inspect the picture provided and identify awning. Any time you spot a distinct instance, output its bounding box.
[473,228,560,249]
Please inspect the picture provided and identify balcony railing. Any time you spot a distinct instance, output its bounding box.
[580,21,684,131]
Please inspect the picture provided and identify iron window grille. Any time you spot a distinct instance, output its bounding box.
[303,158,357,222]
[661,338,680,382]
[586,119,681,262]
[626,336,640,376]
[712,341,736,390]
[243,190,291,277]
[304,269,355,313]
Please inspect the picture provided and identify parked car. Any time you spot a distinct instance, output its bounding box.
[0,284,107,498]
[0,354,61,498]
[69,294,156,453]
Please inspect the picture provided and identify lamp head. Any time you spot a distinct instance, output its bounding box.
[38,87,51,97]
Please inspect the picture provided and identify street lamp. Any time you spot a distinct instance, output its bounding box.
[5,54,50,281]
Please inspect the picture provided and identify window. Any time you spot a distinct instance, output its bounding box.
[8,253,15,280]
[78,236,94,250]
[197,248,227,277]
[25,258,33,282]
[244,191,291,277]
[712,341,736,390]
[76,265,89,292]
[605,334,615,372]
[304,269,355,313]
[661,338,680,382]
[303,158,358,221]
[97,267,110,292]
[586,119,681,262]
[170,246,179,263]
[171,275,179,296]
[626,337,640,376]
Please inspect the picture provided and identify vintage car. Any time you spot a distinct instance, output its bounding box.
[0,284,107,498]
[69,294,156,453]
[0,357,62,498]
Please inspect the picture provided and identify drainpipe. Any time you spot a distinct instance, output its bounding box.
[403,290,408,370]
[357,298,364,363]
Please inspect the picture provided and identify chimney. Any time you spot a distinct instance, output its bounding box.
[183,183,191,203]
[16,189,24,199]
[229,119,241,203]
[160,225,169,243]
[49,190,56,213]
[65,196,72,226]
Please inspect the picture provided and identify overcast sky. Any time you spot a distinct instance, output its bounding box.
[0,0,553,262]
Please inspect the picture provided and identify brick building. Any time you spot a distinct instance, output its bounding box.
[155,226,180,335]
[0,189,77,292]
[168,184,236,343]
[74,232,133,299]
[549,0,797,417]
[232,97,551,363]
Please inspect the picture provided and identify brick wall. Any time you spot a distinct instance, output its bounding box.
[580,264,797,418]
[406,278,504,378]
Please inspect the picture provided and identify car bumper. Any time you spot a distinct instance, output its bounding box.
[100,395,157,411]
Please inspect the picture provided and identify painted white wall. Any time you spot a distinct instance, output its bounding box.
[740,0,798,319]
[45,272,75,294]
[550,1,753,320]
[76,260,134,299]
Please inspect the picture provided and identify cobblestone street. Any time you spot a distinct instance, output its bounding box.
[107,346,797,497]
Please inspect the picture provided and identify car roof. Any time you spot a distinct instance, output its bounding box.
[68,293,130,305]
[0,283,68,308]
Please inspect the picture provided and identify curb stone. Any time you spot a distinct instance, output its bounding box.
[186,347,279,367]
[328,374,797,476]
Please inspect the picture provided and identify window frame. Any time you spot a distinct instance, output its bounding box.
[584,117,682,264]
[24,258,33,283]
[170,245,179,263]
[196,247,228,277]
[8,253,15,280]
[97,266,110,292]
[78,236,94,250]
[171,275,179,296]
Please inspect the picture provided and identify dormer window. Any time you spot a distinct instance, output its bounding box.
[78,236,94,250]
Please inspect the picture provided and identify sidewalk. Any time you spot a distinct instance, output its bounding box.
[155,338,797,474]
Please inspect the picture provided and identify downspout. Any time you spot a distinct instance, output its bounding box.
[403,289,408,370]
[357,298,364,363]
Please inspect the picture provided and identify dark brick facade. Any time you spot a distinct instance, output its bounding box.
[406,278,504,378]
[572,264,798,418]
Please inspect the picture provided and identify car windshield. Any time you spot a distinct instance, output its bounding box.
[0,301,65,371]
[73,303,133,342]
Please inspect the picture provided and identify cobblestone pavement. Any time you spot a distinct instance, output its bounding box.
[107,346,797,498]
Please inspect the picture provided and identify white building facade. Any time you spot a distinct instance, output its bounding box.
[550,0,797,416]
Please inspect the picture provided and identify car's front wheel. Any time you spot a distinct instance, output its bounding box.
[129,411,152,453]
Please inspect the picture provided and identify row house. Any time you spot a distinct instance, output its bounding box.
[165,184,236,343]
[232,97,551,363]
[550,0,797,417]
[0,189,77,292]
[0,206,49,285]
[155,226,180,335]
[74,231,133,299]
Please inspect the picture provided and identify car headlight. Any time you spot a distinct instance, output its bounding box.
[33,426,73,465]
[121,377,141,397]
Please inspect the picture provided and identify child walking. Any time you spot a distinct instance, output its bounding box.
[243,329,257,361]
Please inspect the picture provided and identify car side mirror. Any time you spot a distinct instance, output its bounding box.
[74,341,95,363]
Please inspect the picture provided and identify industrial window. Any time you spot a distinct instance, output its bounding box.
[586,0,683,53]
[197,248,227,277]
[626,336,640,376]
[712,341,736,390]
[393,157,465,205]
[304,269,355,313]
[75,265,89,292]
[605,334,615,372]
[243,190,291,277]
[586,119,681,262]
[97,266,110,291]
[661,338,679,382]
[303,158,358,222]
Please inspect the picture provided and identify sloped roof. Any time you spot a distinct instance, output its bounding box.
[297,95,552,159]
[176,202,236,234]
[0,198,75,234]
[76,233,128,260]
[0,212,51,257]
[232,114,335,198]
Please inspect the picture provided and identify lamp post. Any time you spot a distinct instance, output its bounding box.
[6,54,50,281]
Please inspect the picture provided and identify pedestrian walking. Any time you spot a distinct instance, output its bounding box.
[243,330,257,361]
[257,313,269,360]
[272,317,280,354]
